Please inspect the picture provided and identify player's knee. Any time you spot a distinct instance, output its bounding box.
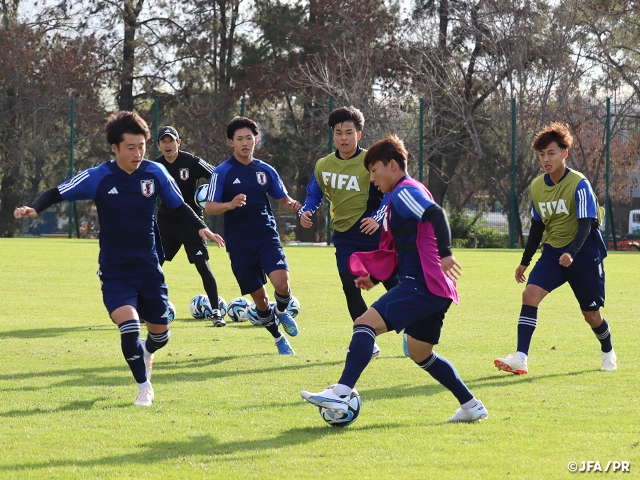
[147,329,171,351]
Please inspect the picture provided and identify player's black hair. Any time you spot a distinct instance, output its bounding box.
[531,122,574,151]
[364,134,408,172]
[226,116,259,139]
[105,111,151,146]
[328,106,365,131]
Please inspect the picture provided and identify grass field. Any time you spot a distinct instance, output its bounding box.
[0,238,638,479]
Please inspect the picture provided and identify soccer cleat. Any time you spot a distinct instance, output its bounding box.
[275,335,295,355]
[601,350,617,371]
[301,387,349,414]
[403,333,409,357]
[140,339,154,380]
[494,353,528,374]
[447,401,488,422]
[372,343,381,359]
[275,309,298,336]
[134,385,155,407]
[208,313,226,327]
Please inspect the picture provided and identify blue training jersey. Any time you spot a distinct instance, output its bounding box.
[389,181,436,285]
[207,155,287,251]
[58,159,184,274]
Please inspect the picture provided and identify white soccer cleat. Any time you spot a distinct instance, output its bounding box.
[141,339,154,380]
[601,350,617,371]
[447,401,488,422]
[372,343,381,359]
[494,353,528,375]
[134,385,155,407]
[301,387,349,414]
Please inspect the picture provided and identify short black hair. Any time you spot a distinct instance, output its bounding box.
[328,106,365,131]
[105,111,150,146]
[227,116,259,139]
[364,134,408,172]
[531,122,574,151]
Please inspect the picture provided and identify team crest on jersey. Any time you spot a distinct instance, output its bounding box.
[140,180,155,197]
[256,172,267,185]
[179,168,189,180]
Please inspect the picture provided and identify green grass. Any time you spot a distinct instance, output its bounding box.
[0,239,638,479]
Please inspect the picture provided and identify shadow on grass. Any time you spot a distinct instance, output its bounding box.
[465,369,596,388]
[0,424,405,472]
[0,325,113,339]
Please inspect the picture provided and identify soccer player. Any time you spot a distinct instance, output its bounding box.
[204,116,301,355]
[301,134,488,423]
[494,122,615,374]
[299,106,399,358]
[14,111,224,406]
[154,126,225,327]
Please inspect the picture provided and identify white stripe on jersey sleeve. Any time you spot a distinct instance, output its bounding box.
[398,188,426,219]
[58,170,90,194]
[207,172,218,201]
[198,159,215,175]
[167,175,184,200]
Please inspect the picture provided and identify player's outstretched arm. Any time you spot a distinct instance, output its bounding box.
[198,228,225,248]
[14,206,37,218]
[278,195,301,212]
[14,187,65,219]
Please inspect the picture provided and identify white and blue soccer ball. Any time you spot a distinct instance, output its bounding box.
[287,295,300,318]
[246,301,277,326]
[189,294,211,319]
[194,184,209,210]
[167,301,176,323]
[227,297,251,322]
[319,387,362,427]
[218,296,228,317]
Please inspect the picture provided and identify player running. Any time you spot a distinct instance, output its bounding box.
[204,116,301,355]
[299,106,399,358]
[14,111,224,406]
[154,126,225,327]
[494,122,615,374]
[301,134,488,422]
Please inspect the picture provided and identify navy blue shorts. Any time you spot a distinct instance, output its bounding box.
[228,240,288,295]
[99,268,171,324]
[333,223,381,273]
[371,278,452,345]
[528,247,605,311]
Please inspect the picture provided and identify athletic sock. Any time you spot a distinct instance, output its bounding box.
[517,305,538,355]
[337,324,376,388]
[274,289,291,313]
[119,320,147,384]
[145,329,170,353]
[258,306,280,338]
[418,352,474,405]
[592,318,613,353]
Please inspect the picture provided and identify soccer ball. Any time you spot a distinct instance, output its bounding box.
[167,301,176,323]
[194,184,209,210]
[218,296,228,317]
[189,294,211,319]
[287,295,300,318]
[319,387,362,427]
[246,301,277,326]
[227,297,251,322]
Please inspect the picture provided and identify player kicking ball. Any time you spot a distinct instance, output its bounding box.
[14,111,224,406]
[205,116,301,355]
[301,135,488,422]
[495,122,615,375]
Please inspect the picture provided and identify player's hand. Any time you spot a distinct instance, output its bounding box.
[284,198,301,212]
[559,252,573,268]
[360,217,380,235]
[14,206,37,219]
[441,255,462,281]
[228,194,246,209]
[355,275,375,290]
[300,210,313,228]
[199,229,225,247]
[515,264,528,283]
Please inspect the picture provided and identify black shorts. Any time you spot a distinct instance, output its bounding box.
[159,221,208,264]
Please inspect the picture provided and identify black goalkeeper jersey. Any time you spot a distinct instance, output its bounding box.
[154,150,215,222]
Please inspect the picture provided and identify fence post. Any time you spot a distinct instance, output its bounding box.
[241,96,245,116]
[419,97,424,182]
[68,98,76,239]
[153,98,159,159]
[326,97,334,246]
[605,97,617,250]
[510,98,517,248]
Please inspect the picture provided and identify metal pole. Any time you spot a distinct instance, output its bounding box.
[605,97,615,250]
[326,97,334,246]
[153,98,159,159]
[419,97,424,182]
[241,96,245,116]
[68,98,75,239]
[510,98,517,249]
